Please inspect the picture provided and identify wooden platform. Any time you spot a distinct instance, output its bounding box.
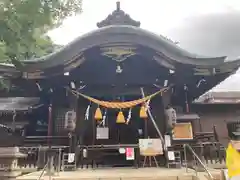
[16,167,217,180]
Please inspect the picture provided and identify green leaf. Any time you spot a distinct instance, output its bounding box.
[0,0,82,64]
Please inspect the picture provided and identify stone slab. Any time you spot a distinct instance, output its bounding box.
[17,168,197,180]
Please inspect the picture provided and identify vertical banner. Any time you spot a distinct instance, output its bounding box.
[126,148,135,160]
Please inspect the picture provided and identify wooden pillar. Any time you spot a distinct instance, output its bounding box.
[144,118,148,138]
[75,97,86,147]
[47,104,52,146]
[184,84,189,113]
[12,110,17,132]
[73,96,79,150]
[92,105,96,145]
[68,91,78,153]
[47,103,54,176]
[160,89,172,134]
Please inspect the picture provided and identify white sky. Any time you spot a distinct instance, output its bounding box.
[49,0,240,45]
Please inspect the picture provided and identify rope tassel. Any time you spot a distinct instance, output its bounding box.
[116,110,125,124]
[140,104,148,118]
[94,107,102,120]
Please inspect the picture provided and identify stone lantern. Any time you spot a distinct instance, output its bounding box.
[0,147,26,180]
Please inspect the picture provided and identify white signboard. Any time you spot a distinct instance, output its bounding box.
[68,153,75,163]
[96,127,109,139]
[139,138,163,156]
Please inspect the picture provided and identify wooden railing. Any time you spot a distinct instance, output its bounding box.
[18,146,69,172]
[24,136,69,146]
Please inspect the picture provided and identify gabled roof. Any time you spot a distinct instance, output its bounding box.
[7,1,229,71]
[194,91,240,104]
[0,1,239,82]
[19,25,228,71]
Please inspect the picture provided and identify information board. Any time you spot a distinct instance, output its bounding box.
[139,138,163,156]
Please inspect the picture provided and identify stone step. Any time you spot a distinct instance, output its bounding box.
[18,177,198,180]
[16,168,198,180]
[196,170,224,180]
[16,168,226,180]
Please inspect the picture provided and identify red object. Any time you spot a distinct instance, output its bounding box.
[126,148,134,160]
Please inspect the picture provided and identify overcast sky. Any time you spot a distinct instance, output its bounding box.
[49,0,240,92]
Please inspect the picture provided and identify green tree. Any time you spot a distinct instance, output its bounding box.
[0,0,82,65]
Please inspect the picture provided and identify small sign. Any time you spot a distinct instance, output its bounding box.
[126,148,135,160]
[168,151,175,161]
[68,153,75,163]
[139,138,163,156]
[96,127,109,139]
[172,123,193,140]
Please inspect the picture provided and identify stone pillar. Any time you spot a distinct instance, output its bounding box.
[0,147,26,180]
[46,148,56,176]
[37,146,47,170]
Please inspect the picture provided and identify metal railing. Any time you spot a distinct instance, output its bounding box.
[183,144,214,180]
[37,161,48,180]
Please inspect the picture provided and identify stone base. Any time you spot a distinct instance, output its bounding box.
[0,170,22,179]
[0,147,26,180]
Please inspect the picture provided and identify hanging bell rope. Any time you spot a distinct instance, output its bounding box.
[69,86,169,109]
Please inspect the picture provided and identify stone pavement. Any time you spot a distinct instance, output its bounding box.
[16,167,223,180]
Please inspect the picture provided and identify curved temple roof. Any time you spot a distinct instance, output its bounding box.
[23,25,227,68]
[0,1,240,79]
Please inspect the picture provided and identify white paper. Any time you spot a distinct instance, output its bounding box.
[68,153,75,163]
[168,151,175,161]
[96,127,109,139]
[119,148,125,154]
[164,135,171,147]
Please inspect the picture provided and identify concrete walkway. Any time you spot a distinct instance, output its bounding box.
[17,168,198,180]
[17,167,224,180]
